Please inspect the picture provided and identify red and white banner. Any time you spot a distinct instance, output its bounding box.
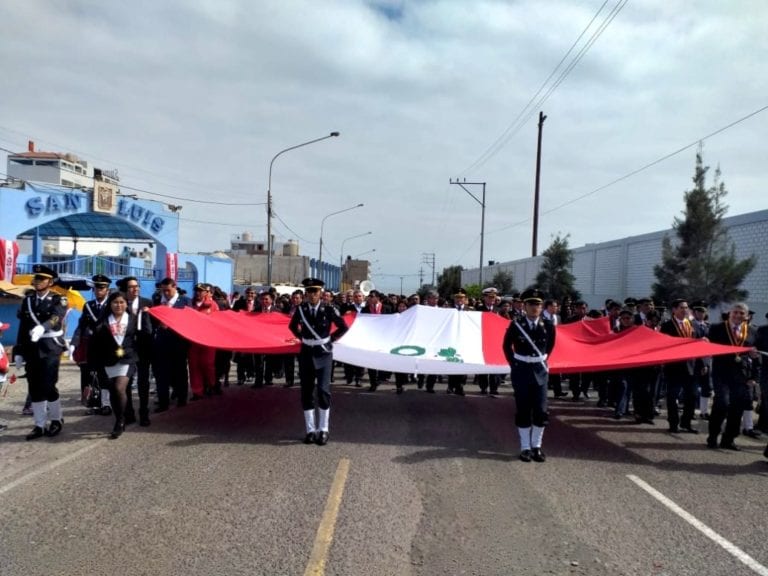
[165,252,178,281]
[147,305,751,375]
[0,238,19,282]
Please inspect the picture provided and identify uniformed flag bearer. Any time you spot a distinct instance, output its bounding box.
[503,288,557,462]
[15,265,68,440]
[288,278,349,445]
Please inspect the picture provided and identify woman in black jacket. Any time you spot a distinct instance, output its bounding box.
[88,291,149,438]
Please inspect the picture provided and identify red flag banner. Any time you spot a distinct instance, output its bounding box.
[148,306,750,375]
[165,252,178,281]
[0,238,19,282]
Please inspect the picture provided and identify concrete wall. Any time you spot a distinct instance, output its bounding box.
[462,209,768,318]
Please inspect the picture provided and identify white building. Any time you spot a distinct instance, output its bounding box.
[7,141,119,189]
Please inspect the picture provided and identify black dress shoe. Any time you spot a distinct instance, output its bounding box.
[764,443,768,459]
[316,431,329,446]
[155,405,169,413]
[139,416,151,427]
[303,432,316,444]
[706,437,718,449]
[720,441,741,451]
[45,420,63,437]
[532,448,546,462]
[396,387,404,395]
[668,426,679,433]
[519,449,532,462]
[124,413,137,426]
[99,406,113,416]
[190,394,204,401]
[744,429,762,439]
[680,426,699,434]
[26,426,45,441]
[110,421,125,439]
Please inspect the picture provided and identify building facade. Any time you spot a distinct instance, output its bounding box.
[462,209,768,318]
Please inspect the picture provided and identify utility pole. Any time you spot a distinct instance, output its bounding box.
[449,179,487,287]
[422,252,436,286]
[532,111,546,257]
[419,266,424,287]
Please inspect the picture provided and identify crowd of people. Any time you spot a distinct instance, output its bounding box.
[4,265,767,462]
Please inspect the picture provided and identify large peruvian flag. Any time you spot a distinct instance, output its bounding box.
[148,305,751,375]
[0,238,19,282]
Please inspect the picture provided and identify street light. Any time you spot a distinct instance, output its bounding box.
[318,203,364,278]
[339,231,372,269]
[266,131,340,286]
[353,248,376,259]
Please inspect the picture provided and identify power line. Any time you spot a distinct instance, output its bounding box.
[488,103,768,235]
[460,0,626,175]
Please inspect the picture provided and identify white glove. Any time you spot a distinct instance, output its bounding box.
[30,325,45,342]
[69,345,76,361]
[14,355,24,370]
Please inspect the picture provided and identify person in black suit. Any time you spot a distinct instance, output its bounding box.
[659,299,699,433]
[706,302,760,450]
[15,265,68,440]
[340,289,366,387]
[151,277,191,411]
[288,278,348,445]
[231,287,258,385]
[503,288,556,462]
[88,291,151,438]
[476,287,503,396]
[756,313,768,433]
[119,276,154,426]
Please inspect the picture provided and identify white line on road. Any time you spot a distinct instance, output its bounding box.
[0,440,106,497]
[628,474,768,576]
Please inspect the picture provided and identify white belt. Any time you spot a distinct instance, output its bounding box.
[513,353,548,364]
[42,330,64,338]
[302,336,330,346]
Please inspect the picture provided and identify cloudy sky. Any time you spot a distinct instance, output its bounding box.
[1,0,766,293]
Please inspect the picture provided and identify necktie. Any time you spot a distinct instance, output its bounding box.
[310,307,316,319]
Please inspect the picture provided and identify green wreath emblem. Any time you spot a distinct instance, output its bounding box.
[390,345,426,356]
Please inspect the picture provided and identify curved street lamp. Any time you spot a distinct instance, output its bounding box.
[353,248,376,259]
[318,203,364,272]
[339,231,372,269]
[267,131,339,286]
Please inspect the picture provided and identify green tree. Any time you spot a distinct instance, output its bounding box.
[487,270,514,294]
[535,233,580,302]
[652,148,756,307]
[437,265,463,299]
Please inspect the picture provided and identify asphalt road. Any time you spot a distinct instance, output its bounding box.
[1,364,767,576]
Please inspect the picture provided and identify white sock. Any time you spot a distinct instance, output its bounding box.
[32,401,47,428]
[699,396,709,414]
[518,427,531,451]
[48,399,62,421]
[304,410,316,434]
[531,426,545,449]
[742,410,754,431]
[101,388,111,408]
[318,408,330,432]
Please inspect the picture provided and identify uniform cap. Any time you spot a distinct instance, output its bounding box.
[482,287,498,295]
[619,308,634,317]
[92,274,111,287]
[623,297,637,306]
[301,278,324,290]
[453,288,468,298]
[520,288,544,304]
[691,300,707,312]
[637,297,653,305]
[32,264,57,280]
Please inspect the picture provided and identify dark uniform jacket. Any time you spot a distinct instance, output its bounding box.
[288,302,349,358]
[708,322,760,386]
[88,314,151,368]
[16,291,67,359]
[659,318,696,377]
[502,316,556,365]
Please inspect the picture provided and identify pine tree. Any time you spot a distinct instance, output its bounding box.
[437,265,463,299]
[535,234,580,302]
[652,148,756,307]
[488,270,514,294]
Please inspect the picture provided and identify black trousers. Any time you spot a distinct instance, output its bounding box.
[299,347,332,410]
[708,378,749,443]
[666,373,696,429]
[511,362,549,428]
[26,354,61,403]
[477,374,500,393]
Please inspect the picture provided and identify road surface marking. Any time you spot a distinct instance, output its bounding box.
[304,458,351,576]
[628,474,768,576]
[0,440,106,497]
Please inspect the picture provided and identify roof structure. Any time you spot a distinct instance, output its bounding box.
[18,211,152,241]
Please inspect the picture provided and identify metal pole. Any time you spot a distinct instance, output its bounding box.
[532,111,546,257]
[318,203,364,279]
[266,131,339,286]
[479,183,486,287]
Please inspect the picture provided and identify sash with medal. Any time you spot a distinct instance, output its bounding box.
[727,321,748,363]
[108,313,129,360]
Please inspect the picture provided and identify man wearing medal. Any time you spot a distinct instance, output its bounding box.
[15,264,68,440]
[706,302,760,450]
[659,299,700,433]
